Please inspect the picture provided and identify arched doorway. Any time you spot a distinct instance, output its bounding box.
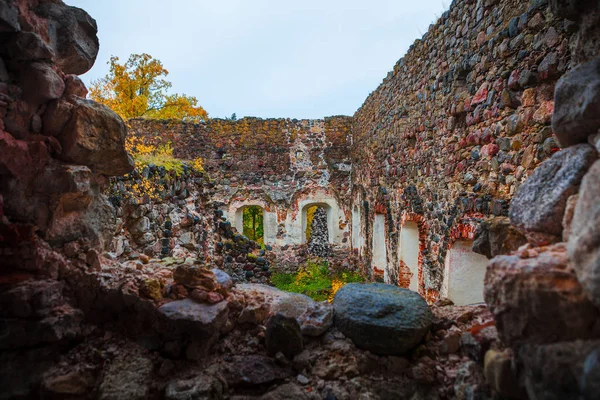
[301,203,332,244]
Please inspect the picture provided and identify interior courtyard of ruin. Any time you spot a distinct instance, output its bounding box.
[1,0,600,399]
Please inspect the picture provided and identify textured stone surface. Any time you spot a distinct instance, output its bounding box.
[57,97,134,176]
[562,194,579,242]
[472,216,527,259]
[265,313,303,358]
[99,352,153,400]
[483,349,523,399]
[568,160,600,307]
[157,299,228,334]
[509,144,597,243]
[519,340,600,400]
[484,243,600,347]
[222,355,292,388]
[164,374,223,400]
[34,2,100,75]
[333,283,433,355]
[234,284,333,336]
[553,57,600,147]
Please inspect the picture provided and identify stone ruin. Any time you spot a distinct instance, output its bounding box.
[1,0,600,399]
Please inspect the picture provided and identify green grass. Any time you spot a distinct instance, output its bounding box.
[271,260,365,302]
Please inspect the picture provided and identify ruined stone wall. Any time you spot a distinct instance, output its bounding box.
[351,0,575,299]
[128,117,354,270]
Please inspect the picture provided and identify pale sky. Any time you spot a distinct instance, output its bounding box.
[67,0,449,119]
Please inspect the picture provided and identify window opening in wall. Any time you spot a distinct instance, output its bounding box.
[242,205,264,245]
[372,214,387,281]
[399,221,419,292]
[306,205,330,257]
[442,239,488,306]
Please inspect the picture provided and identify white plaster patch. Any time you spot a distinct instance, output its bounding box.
[441,240,488,306]
[399,221,420,292]
[372,214,388,281]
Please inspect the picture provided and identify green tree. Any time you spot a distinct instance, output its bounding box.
[243,206,264,243]
[89,53,208,122]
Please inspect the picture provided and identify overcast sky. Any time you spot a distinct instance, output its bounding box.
[67,0,449,119]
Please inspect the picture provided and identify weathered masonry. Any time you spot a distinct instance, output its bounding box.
[128,0,578,304]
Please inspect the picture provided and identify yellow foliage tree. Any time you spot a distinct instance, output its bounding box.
[89,53,208,122]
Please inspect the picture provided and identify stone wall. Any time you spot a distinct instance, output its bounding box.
[128,117,354,271]
[351,0,575,300]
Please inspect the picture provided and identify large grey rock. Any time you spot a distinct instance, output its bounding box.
[35,3,99,75]
[333,283,433,355]
[568,160,600,307]
[553,57,600,148]
[56,97,134,176]
[234,284,332,336]
[484,243,600,347]
[158,299,228,334]
[519,340,600,400]
[509,144,597,244]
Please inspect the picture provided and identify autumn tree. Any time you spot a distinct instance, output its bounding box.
[89,53,208,122]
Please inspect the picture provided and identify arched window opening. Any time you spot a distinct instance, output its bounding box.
[242,205,264,245]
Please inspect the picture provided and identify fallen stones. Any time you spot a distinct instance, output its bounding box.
[568,160,600,307]
[157,299,228,359]
[519,340,600,400]
[333,283,433,355]
[234,284,333,336]
[552,56,600,148]
[173,264,218,291]
[99,352,153,400]
[484,243,600,347]
[56,97,134,176]
[212,268,233,290]
[157,298,228,334]
[509,144,597,244]
[453,361,490,400]
[265,313,303,358]
[164,374,224,400]
[222,355,292,388]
